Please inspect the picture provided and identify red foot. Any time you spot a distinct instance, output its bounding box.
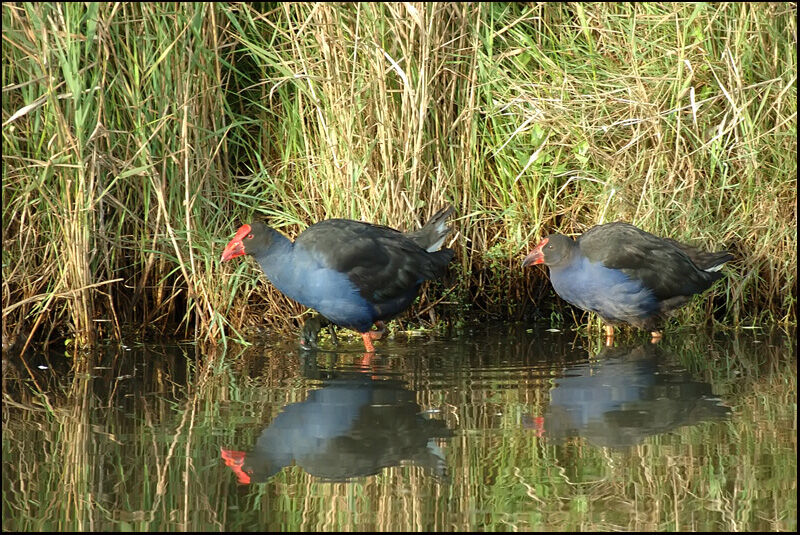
[360,322,386,352]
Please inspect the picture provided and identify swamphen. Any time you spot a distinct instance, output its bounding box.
[523,222,733,342]
[542,343,730,447]
[221,206,454,351]
[297,206,457,349]
[220,372,450,483]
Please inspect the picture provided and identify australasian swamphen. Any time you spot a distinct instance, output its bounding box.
[221,206,455,351]
[297,206,457,349]
[220,372,450,483]
[523,222,733,342]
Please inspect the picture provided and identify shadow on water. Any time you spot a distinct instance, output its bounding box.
[221,351,451,484]
[2,325,796,531]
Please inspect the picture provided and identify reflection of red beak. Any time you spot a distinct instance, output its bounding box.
[522,237,548,267]
[532,416,545,438]
[220,448,251,484]
[220,224,251,262]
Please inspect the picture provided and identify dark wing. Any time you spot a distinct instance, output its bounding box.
[578,222,724,300]
[659,237,733,271]
[297,219,453,303]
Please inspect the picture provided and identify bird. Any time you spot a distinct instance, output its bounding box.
[522,222,733,343]
[297,206,457,350]
[221,206,455,352]
[220,370,450,483]
[539,343,730,448]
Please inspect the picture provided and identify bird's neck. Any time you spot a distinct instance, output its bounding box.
[549,244,580,272]
[252,230,297,288]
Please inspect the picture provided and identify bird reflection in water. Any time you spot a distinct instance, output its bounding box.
[535,343,731,448]
[221,350,451,483]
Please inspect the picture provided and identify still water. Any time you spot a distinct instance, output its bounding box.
[2,325,796,532]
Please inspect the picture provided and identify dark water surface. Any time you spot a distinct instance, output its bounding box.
[2,325,796,531]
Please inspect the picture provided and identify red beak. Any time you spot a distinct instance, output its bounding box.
[522,237,548,267]
[220,224,251,262]
[220,448,251,485]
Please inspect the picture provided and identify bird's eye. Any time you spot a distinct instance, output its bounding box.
[547,244,553,249]
[246,234,254,240]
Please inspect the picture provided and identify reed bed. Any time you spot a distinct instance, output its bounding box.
[2,2,796,349]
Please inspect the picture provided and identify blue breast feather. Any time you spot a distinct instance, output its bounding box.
[256,246,377,331]
[549,256,659,322]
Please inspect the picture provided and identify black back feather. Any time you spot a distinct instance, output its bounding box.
[578,222,732,302]
[296,218,453,304]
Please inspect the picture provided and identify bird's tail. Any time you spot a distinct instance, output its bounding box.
[664,237,734,273]
[405,205,454,252]
[698,251,734,273]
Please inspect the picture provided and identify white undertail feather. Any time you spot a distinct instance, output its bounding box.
[425,219,450,252]
[426,237,445,252]
[704,263,725,273]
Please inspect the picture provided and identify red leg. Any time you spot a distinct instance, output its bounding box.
[360,323,386,353]
[604,325,615,346]
[650,330,663,343]
[356,352,375,367]
[220,448,251,485]
[361,332,376,352]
